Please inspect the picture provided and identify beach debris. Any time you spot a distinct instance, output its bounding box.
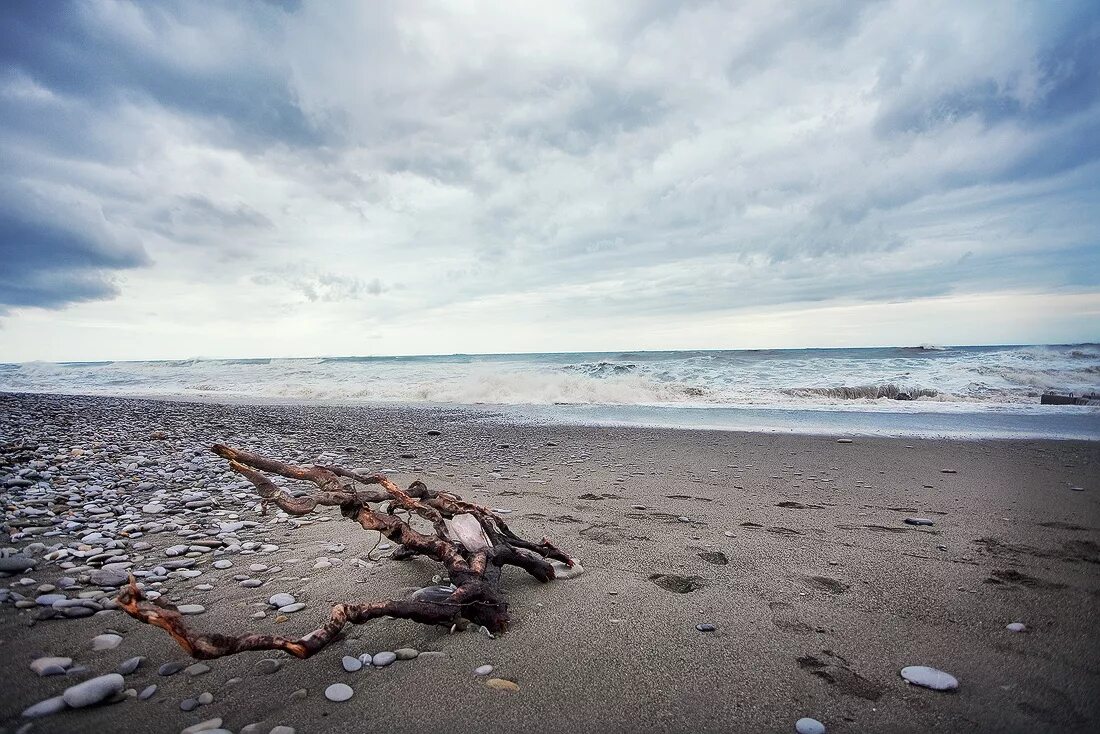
[114,444,576,661]
[795,717,826,734]
[324,683,354,702]
[900,665,958,691]
[903,518,934,526]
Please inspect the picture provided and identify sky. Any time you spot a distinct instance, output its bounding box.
[1,0,1098,362]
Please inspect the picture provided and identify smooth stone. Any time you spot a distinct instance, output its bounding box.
[903,517,934,526]
[549,559,585,579]
[92,633,123,650]
[1006,622,1027,632]
[181,719,223,734]
[394,648,419,660]
[278,602,306,613]
[138,684,157,700]
[30,657,72,676]
[180,698,199,712]
[257,658,282,674]
[158,661,186,676]
[22,696,67,718]
[486,678,519,692]
[212,560,232,569]
[325,683,354,702]
[89,569,129,586]
[795,718,826,734]
[62,673,125,707]
[185,663,211,676]
[372,651,397,667]
[342,655,363,672]
[178,604,205,614]
[117,656,145,675]
[269,593,296,608]
[239,579,263,588]
[35,593,66,606]
[900,665,959,691]
[474,664,494,675]
[197,692,214,705]
[696,623,717,632]
[270,727,296,734]
[0,557,37,573]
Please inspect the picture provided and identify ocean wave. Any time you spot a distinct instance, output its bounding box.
[784,384,939,400]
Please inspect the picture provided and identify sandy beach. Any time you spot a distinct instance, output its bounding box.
[1,392,1098,733]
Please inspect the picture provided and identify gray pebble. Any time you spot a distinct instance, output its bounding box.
[342,655,363,672]
[795,718,826,734]
[324,683,354,702]
[21,696,67,718]
[117,656,144,675]
[900,665,959,691]
[184,663,211,676]
[62,673,125,708]
[138,684,157,700]
[257,658,282,674]
[372,651,397,667]
[158,661,186,676]
[92,633,123,650]
[474,664,493,675]
[394,648,419,660]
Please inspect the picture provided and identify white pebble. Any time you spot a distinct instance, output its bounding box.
[900,665,958,691]
[1006,622,1026,632]
[474,664,494,675]
[325,683,354,701]
[795,717,826,734]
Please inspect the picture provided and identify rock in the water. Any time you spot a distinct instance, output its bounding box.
[900,665,958,691]
[62,673,125,708]
[903,518,934,526]
[342,656,362,672]
[92,633,123,651]
[1006,622,1027,632]
[22,695,67,718]
[30,657,72,677]
[325,683,354,702]
[475,664,494,675]
[372,651,397,667]
[795,718,826,734]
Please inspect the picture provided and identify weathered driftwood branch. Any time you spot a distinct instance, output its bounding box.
[116,444,576,660]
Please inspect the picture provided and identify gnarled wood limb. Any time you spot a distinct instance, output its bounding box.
[116,444,577,660]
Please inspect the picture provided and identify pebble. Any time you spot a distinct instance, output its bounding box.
[1006,622,1027,632]
[325,683,354,702]
[696,623,717,632]
[270,727,296,734]
[197,692,214,705]
[180,698,199,712]
[395,648,420,660]
[22,696,67,718]
[30,657,72,676]
[372,651,397,667]
[185,663,211,676]
[62,673,125,708]
[139,684,157,700]
[836,438,853,444]
[342,655,363,672]
[212,560,233,569]
[92,633,123,650]
[269,593,296,608]
[903,518,934,526]
[181,719,223,734]
[279,602,306,613]
[117,656,145,675]
[475,664,494,675]
[550,558,585,579]
[795,718,826,734]
[257,658,282,674]
[900,665,959,691]
[486,678,520,692]
[159,661,186,676]
[178,604,206,614]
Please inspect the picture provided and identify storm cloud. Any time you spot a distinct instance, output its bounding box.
[0,0,1097,358]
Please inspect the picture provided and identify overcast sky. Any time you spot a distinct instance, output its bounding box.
[1,0,1098,361]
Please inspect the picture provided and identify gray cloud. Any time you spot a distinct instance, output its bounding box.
[0,0,1096,351]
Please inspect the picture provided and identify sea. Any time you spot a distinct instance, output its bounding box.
[2,344,1098,440]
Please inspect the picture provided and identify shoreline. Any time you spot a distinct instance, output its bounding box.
[2,391,1098,442]
[1,392,1098,733]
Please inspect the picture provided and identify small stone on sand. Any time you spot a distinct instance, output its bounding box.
[795,717,826,734]
[325,683,354,702]
[900,665,958,691]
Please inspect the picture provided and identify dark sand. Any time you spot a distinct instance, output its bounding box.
[1,393,1098,733]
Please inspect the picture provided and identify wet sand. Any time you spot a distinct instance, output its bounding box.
[1,393,1098,733]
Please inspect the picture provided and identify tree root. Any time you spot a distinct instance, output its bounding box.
[116,444,576,660]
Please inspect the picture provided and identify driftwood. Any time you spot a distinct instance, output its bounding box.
[116,444,576,660]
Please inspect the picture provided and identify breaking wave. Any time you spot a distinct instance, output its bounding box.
[784,385,939,400]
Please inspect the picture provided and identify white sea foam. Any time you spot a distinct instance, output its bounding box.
[1,345,1097,412]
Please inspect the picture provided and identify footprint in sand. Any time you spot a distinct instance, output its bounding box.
[768,601,813,634]
[797,650,883,701]
[800,575,850,594]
